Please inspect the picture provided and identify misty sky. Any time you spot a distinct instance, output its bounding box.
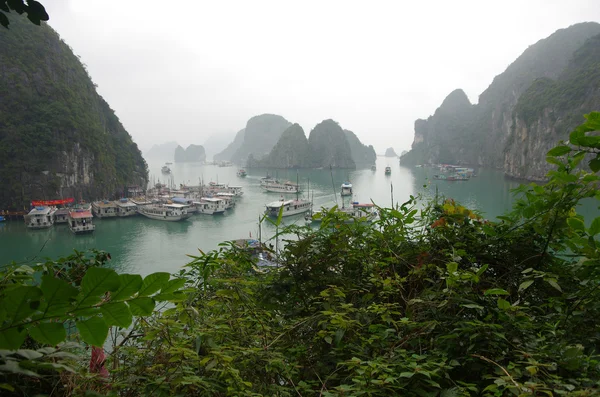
[43,0,600,154]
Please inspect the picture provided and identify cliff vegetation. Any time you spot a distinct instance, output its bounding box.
[174,144,206,163]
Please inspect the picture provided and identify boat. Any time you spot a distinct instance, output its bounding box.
[385,166,391,175]
[24,206,56,229]
[114,198,138,217]
[232,239,278,267]
[260,175,278,186]
[68,209,95,234]
[92,200,119,218]
[137,204,192,221]
[0,216,4,222]
[218,161,233,167]
[227,186,244,197]
[53,208,70,224]
[371,165,377,171]
[195,198,226,215]
[340,182,353,197]
[237,169,247,177]
[265,199,312,217]
[215,192,236,209]
[263,181,300,194]
[171,197,198,213]
[161,165,171,174]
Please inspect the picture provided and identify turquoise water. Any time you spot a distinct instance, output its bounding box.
[1,157,597,275]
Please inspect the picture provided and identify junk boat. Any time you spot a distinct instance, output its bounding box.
[137,203,192,221]
[171,197,198,214]
[263,181,300,194]
[237,169,247,177]
[195,198,226,215]
[53,208,70,224]
[92,200,118,218]
[24,206,56,229]
[385,166,391,175]
[68,209,95,234]
[215,192,236,209]
[340,182,353,197]
[115,198,138,217]
[161,165,171,174]
[265,199,312,217]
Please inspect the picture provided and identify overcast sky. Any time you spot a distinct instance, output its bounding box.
[43,0,600,154]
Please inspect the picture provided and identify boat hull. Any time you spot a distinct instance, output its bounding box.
[138,211,192,221]
[70,225,96,234]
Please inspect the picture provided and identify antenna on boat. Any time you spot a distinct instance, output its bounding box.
[330,165,338,207]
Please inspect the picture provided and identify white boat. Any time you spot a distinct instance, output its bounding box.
[195,198,226,215]
[340,182,353,197]
[25,206,56,229]
[237,169,247,177]
[215,193,236,209]
[137,204,192,221]
[68,209,95,234]
[115,198,138,217]
[53,208,70,224]
[263,181,300,194]
[170,197,198,213]
[161,165,171,174]
[260,176,278,186]
[227,185,244,197]
[92,200,118,218]
[265,199,312,217]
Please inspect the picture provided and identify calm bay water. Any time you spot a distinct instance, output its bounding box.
[1,157,597,275]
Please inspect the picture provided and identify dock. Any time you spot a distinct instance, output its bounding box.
[0,210,27,220]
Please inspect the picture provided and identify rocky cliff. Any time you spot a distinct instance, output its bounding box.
[174,144,206,163]
[385,147,398,157]
[506,33,600,180]
[401,22,600,180]
[0,15,147,209]
[308,120,355,169]
[144,141,179,162]
[214,128,245,162]
[231,114,291,164]
[344,130,376,167]
[249,124,310,168]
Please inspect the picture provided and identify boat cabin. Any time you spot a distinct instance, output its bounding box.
[68,210,95,234]
[115,198,138,217]
[54,208,70,224]
[25,206,55,229]
[92,200,118,218]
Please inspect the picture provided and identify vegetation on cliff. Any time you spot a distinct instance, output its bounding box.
[231,114,291,164]
[344,129,376,167]
[214,128,245,163]
[308,119,355,169]
[0,15,147,209]
[1,114,600,395]
[173,144,206,163]
[248,123,310,168]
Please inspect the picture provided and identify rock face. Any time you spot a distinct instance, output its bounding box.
[214,128,245,163]
[344,130,376,167]
[0,15,147,209]
[144,141,179,162]
[174,144,206,163]
[401,22,600,180]
[308,120,355,169]
[203,131,235,161]
[249,124,310,168]
[385,147,398,157]
[231,114,292,164]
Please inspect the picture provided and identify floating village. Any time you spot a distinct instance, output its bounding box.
[0,162,477,234]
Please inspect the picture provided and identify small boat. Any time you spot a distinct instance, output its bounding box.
[260,175,278,186]
[114,198,138,217]
[25,206,56,229]
[340,182,353,197]
[68,209,95,234]
[195,198,226,215]
[53,208,70,224]
[385,166,391,175]
[161,165,171,174]
[137,204,192,221]
[92,200,118,218]
[371,165,377,171]
[233,239,278,267]
[265,199,312,217]
[237,169,247,177]
[263,181,300,194]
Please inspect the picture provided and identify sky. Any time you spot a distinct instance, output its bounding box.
[42,0,600,154]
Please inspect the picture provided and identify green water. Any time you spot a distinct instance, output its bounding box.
[1,158,597,275]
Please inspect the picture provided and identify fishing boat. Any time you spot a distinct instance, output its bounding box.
[237,169,247,177]
[265,199,312,217]
[137,204,192,221]
[24,206,56,229]
[68,209,95,234]
[195,198,226,215]
[161,165,171,174]
[263,181,300,194]
[340,182,353,197]
[92,200,118,218]
[385,166,391,175]
[114,198,138,217]
[53,208,70,224]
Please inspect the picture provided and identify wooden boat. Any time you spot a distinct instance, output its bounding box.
[263,181,300,194]
[237,169,247,177]
[92,200,118,218]
[385,166,391,175]
[137,204,192,221]
[115,198,138,217]
[25,206,56,229]
[53,208,70,224]
[68,209,95,234]
[265,199,311,217]
[195,198,226,215]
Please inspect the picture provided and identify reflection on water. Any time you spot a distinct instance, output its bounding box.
[1,157,598,275]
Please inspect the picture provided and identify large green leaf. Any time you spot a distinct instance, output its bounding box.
[484,288,509,296]
[160,278,186,295]
[100,302,132,328]
[78,267,120,306]
[589,217,600,236]
[0,328,27,350]
[519,280,534,291]
[128,297,155,316]
[2,286,42,324]
[76,317,108,347]
[547,145,571,157]
[110,274,142,301]
[589,158,600,173]
[567,217,586,232]
[40,275,78,316]
[28,322,66,346]
[138,273,170,297]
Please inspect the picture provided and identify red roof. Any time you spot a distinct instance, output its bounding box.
[69,210,92,219]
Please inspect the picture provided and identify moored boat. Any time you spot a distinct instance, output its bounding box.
[306,203,378,225]
[265,199,312,217]
[215,192,236,209]
[171,197,198,213]
[137,204,192,221]
[25,206,56,229]
[195,198,227,215]
[340,182,353,197]
[115,198,138,217]
[53,208,70,224]
[237,169,247,177]
[68,209,95,234]
[92,200,118,218]
[263,181,300,194]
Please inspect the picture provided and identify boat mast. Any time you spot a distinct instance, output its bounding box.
[330,165,338,207]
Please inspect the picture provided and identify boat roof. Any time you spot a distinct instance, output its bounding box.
[94,201,117,207]
[200,197,222,202]
[171,197,192,204]
[70,210,93,219]
[54,208,70,215]
[228,185,242,188]
[115,200,136,207]
[130,199,152,205]
[216,192,235,197]
[342,183,352,187]
[28,206,52,215]
[164,203,188,208]
[266,200,294,207]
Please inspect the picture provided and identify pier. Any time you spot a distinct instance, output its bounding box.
[0,210,26,220]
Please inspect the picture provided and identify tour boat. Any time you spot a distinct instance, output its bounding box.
[340,182,353,197]
[53,208,70,224]
[161,165,171,174]
[115,198,138,217]
[68,209,95,234]
[137,204,192,221]
[260,175,278,186]
[195,198,226,215]
[263,181,300,194]
[227,185,244,197]
[171,197,198,213]
[215,192,236,209]
[237,169,247,177]
[265,199,312,217]
[385,166,391,175]
[92,200,119,218]
[24,206,56,229]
